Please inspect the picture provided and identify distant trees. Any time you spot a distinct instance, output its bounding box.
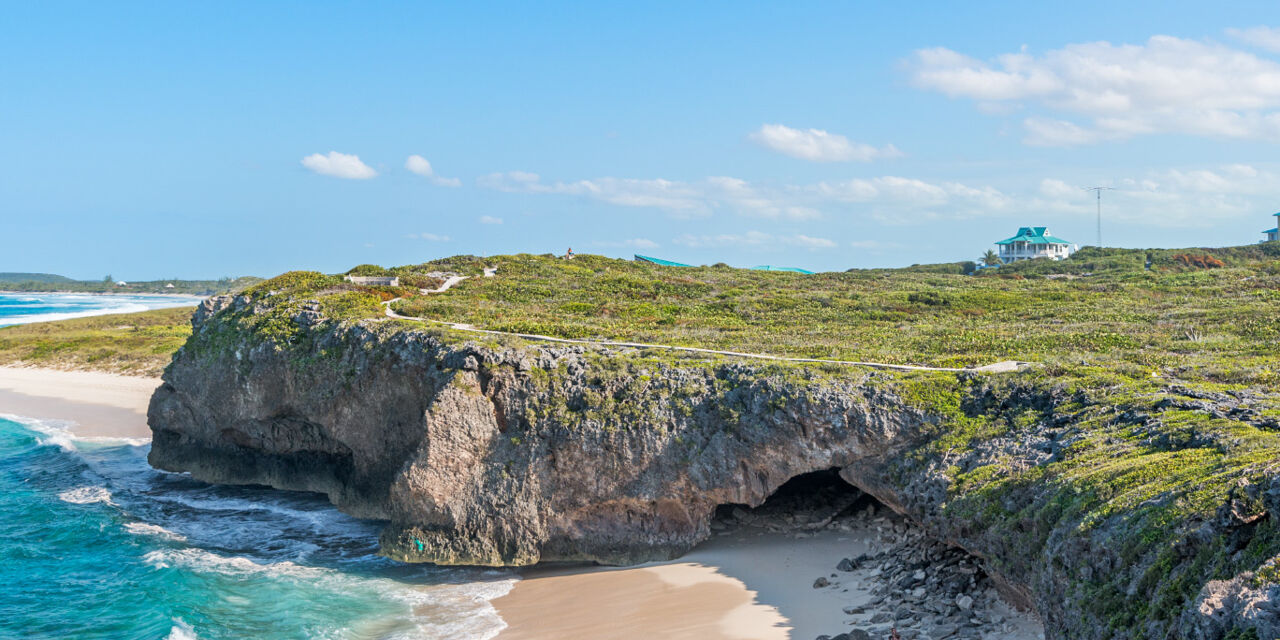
[103,274,113,283]
[980,250,1003,267]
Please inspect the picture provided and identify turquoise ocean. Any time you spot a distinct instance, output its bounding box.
[0,294,515,639]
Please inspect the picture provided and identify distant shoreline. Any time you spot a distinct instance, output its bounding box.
[0,290,206,299]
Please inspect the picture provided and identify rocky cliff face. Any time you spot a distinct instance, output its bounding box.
[149,295,1280,639]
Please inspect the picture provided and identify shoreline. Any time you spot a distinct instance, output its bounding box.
[0,366,158,438]
[494,521,1044,640]
[0,364,1043,640]
[494,527,850,640]
[0,290,207,297]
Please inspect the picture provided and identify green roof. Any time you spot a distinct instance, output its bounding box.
[750,265,815,274]
[634,254,693,267]
[995,226,1072,245]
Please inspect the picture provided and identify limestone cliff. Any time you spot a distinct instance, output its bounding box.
[149,294,1280,639]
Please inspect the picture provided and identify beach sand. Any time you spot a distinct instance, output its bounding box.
[494,527,857,640]
[496,524,1045,640]
[0,366,158,437]
[496,527,889,639]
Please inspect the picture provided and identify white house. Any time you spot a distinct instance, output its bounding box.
[995,227,1077,263]
[1263,213,1280,242]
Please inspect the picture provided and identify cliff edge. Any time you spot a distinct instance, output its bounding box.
[150,256,1280,639]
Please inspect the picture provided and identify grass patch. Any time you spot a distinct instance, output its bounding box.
[0,307,195,376]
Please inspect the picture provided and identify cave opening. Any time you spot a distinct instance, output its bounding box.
[712,467,879,532]
[707,468,1043,639]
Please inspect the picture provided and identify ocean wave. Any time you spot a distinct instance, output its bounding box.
[165,619,198,640]
[142,548,517,639]
[124,522,188,542]
[1,414,150,451]
[0,302,154,325]
[0,293,204,326]
[58,485,114,505]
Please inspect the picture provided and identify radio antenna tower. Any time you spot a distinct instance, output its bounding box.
[1085,186,1114,247]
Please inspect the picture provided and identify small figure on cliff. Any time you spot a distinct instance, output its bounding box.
[564,247,575,260]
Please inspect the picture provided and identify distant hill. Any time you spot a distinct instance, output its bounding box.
[0,272,77,284]
[0,275,262,295]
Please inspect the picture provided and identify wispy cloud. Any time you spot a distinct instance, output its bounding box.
[674,231,836,250]
[405,155,461,187]
[906,35,1280,145]
[1226,26,1280,53]
[478,172,713,216]
[479,159,1280,230]
[407,232,451,242]
[301,151,377,179]
[479,215,504,225]
[750,124,902,162]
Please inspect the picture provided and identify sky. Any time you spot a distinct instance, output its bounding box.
[5,1,1280,278]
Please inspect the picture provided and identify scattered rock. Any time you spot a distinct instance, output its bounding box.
[814,576,831,588]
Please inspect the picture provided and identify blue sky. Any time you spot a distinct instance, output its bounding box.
[5,1,1280,278]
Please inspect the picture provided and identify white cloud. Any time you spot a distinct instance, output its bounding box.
[593,238,660,250]
[405,154,461,187]
[906,35,1280,145]
[407,232,451,242]
[705,176,820,219]
[479,215,504,225]
[674,231,836,251]
[477,159,1280,230]
[481,172,824,219]
[478,172,709,215]
[301,151,377,179]
[749,124,902,162]
[1038,178,1078,199]
[1028,164,1280,227]
[1227,26,1280,53]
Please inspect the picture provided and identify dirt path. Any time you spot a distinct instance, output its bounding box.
[381,277,1024,374]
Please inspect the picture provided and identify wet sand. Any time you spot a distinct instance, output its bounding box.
[0,366,158,437]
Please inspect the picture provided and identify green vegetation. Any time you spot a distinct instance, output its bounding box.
[0,307,194,375]
[218,247,1277,633]
[0,272,77,284]
[370,248,1280,387]
[0,275,260,295]
[61,245,1280,633]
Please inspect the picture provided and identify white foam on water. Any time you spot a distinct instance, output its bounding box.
[2,414,150,450]
[2,414,518,639]
[143,548,518,640]
[123,522,188,542]
[165,618,198,640]
[59,485,114,505]
[0,293,203,326]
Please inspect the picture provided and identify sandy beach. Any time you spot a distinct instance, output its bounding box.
[495,521,1044,640]
[495,527,859,640]
[0,366,158,437]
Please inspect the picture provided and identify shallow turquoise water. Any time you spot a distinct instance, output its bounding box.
[0,418,513,640]
[0,292,202,327]
[0,293,514,639]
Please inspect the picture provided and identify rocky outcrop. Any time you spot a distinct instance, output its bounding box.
[149,295,1280,639]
